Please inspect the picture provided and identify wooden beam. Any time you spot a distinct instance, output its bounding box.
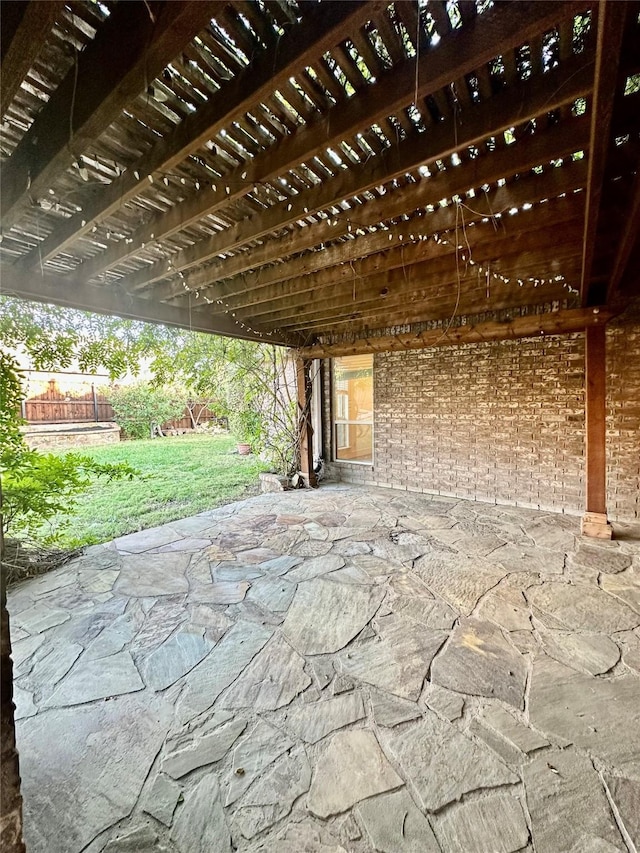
[0,264,292,345]
[0,1,65,118]
[607,166,640,300]
[580,1,627,306]
[279,251,583,334]
[296,306,615,358]
[1,1,221,231]
[131,114,590,295]
[16,1,373,266]
[581,323,612,538]
[296,357,317,487]
[163,157,589,302]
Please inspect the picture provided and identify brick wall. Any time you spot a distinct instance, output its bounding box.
[606,301,640,521]
[321,300,640,521]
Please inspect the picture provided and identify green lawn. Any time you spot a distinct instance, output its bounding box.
[49,434,267,546]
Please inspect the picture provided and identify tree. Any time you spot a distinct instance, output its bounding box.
[1,295,302,475]
[0,295,169,378]
[152,336,300,475]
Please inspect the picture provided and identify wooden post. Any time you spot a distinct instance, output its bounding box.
[296,357,317,488]
[581,324,612,538]
[92,383,99,422]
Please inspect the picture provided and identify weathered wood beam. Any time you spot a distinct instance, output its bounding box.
[580,1,628,306]
[23,0,553,278]
[247,218,585,325]
[1,1,221,231]
[158,117,590,305]
[0,0,65,118]
[16,1,373,267]
[607,166,640,300]
[0,265,292,345]
[164,157,589,303]
[296,307,615,358]
[581,323,612,538]
[124,49,593,294]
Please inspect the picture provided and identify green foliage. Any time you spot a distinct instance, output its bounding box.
[0,351,25,476]
[0,295,169,379]
[2,296,300,476]
[152,335,299,474]
[2,451,137,543]
[0,352,137,548]
[108,381,186,439]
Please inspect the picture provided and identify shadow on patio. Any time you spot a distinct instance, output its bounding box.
[8,486,640,853]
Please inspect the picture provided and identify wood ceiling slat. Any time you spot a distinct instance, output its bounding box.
[284,253,583,334]
[162,154,589,304]
[122,59,592,293]
[1,1,221,230]
[0,1,66,118]
[69,15,593,291]
[14,1,373,270]
[201,195,586,316]
[0,262,290,344]
[244,217,585,325]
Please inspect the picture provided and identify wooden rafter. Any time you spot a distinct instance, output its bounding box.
[14,1,374,268]
[218,197,585,316]
[580,1,628,305]
[244,221,586,327]
[120,52,593,295]
[17,3,591,279]
[606,166,640,300]
[24,1,591,283]
[0,1,221,230]
[1,0,637,350]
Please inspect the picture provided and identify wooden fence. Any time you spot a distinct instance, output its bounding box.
[22,379,220,430]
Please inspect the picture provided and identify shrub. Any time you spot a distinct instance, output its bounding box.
[108,381,186,439]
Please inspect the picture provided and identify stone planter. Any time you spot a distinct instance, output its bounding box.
[237,443,252,455]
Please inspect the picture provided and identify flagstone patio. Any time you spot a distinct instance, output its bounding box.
[8,485,640,853]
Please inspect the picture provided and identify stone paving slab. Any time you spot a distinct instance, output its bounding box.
[8,486,640,852]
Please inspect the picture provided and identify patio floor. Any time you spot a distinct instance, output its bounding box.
[8,485,640,853]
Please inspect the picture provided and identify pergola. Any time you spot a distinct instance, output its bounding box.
[1,2,639,848]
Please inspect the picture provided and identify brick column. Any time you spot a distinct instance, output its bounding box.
[581,324,613,538]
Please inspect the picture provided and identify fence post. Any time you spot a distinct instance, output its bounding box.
[92,384,99,422]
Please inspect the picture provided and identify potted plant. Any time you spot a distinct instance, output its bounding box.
[228,406,262,455]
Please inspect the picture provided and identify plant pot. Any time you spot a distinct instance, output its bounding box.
[237,443,252,455]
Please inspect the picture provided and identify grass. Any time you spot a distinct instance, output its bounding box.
[47,433,267,546]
